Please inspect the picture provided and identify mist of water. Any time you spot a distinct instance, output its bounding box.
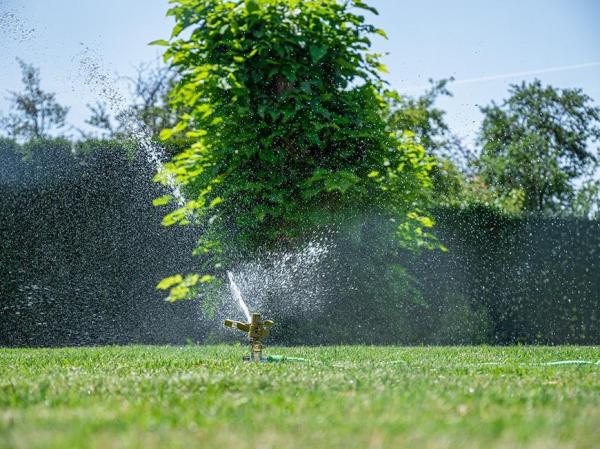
[218,235,336,323]
[74,46,185,206]
[0,9,36,44]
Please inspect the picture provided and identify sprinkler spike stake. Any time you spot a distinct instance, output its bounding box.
[224,312,273,362]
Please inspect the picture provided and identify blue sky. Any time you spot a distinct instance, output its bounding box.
[0,0,599,145]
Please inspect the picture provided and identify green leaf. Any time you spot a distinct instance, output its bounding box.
[282,67,297,82]
[153,195,172,207]
[166,285,192,302]
[353,1,379,15]
[309,44,328,63]
[375,63,389,73]
[246,0,259,13]
[148,39,170,47]
[159,128,174,141]
[374,28,388,39]
[156,274,183,290]
[209,197,223,208]
[323,171,361,193]
[186,130,208,138]
[181,274,200,287]
[171,23,184,38]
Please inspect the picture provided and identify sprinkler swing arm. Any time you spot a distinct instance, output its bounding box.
[224,313,274,362]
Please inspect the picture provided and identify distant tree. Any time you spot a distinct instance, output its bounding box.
[386,79,461,159]
[84,62,178,139]
[385,79,471,206]
[84,101,114,136]
[125,62,179,137]
[567,178,600,219]
[476,80,600,214]
[0,59,69,141]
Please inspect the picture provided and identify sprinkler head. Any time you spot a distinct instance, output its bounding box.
[224,312,274,362]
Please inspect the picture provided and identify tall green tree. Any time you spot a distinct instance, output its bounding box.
[384,79,469,207]
[154,0,437,302]
[476,79,600,214]
[568,178,600,219]
[0,59,69,141]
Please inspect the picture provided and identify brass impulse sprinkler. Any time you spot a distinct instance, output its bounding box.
[224,313,274,362]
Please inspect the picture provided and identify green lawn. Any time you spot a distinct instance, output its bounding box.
[0,345,598,449]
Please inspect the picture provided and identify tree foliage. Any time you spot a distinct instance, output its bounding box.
[384,79,473,207]
[477,79,600,214]
[0,59,69,141]
[385,79,459,159]
[155,0,437,302]
[382,80,523,213]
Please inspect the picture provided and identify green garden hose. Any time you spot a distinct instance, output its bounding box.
[266,354,308,363]
[263,356,599,366]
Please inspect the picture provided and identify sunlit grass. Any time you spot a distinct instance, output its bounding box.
[1,345,598,449]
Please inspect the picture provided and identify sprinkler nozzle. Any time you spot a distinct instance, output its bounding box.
[224,312,273,362]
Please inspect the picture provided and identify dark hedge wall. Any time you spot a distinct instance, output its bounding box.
[272,209,599,346]
[410,208,599,345]
[0,138,202,346]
